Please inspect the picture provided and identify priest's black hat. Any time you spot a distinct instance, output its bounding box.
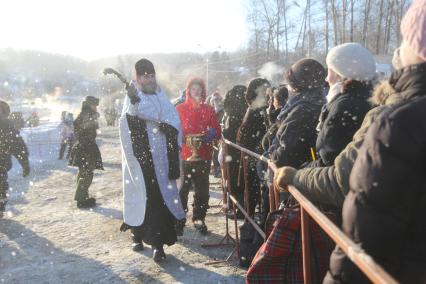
[135,58,156,76]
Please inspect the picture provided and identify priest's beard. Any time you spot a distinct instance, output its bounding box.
[141,82,157,94]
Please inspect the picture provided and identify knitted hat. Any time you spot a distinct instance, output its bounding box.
[326,42,376,81]
[400,0,426,61]
[284,59,326,92]
[135,58,156,76]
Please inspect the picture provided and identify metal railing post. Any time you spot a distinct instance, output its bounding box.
[301,207,312,284]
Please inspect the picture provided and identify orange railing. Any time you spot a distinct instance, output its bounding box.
[221,138,398,284]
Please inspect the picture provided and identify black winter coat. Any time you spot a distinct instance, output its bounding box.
[313,82,371,167]
[271,90,325,168]
[0,118,29,172]
[68,106,103,170]
[222,89,247,143]
[325,63,426,284]
[237,107,268,154]
[261,107,282,152]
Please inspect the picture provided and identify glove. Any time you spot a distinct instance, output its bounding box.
[125,82,141,105]
[273,166,297,191]
[22,164,30,178]
[202,128,216,144]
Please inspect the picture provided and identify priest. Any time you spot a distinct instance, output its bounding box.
[119,59,185,262]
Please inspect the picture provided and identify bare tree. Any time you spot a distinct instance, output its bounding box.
[330,0,339,45]
[350,0,355,41]
[375,0,385,54]
[324,0,330,51]
[362,0,372,47]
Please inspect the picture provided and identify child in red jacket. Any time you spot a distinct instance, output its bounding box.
[176,77,221,234]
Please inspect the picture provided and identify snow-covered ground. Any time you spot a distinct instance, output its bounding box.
[0,126,246,283]
[9,122,62,177]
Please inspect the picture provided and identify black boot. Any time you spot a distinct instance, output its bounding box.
[175,219,186,237]
[193,220,208,234]
[131,236,144,252]
[77,197,96,208]
[153,246,166,262]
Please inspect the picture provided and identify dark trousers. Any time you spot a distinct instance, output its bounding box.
[74,167,93,202]
[246,159,261,216]
[227,147,245,206]
[180,160,210,221]
[0,172,8,212]
[59,138,74,159]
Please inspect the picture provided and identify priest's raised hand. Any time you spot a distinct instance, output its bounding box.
[125,82,141,104]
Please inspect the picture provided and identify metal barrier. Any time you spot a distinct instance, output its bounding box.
[221,138,398,284]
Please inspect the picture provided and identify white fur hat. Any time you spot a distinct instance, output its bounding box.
[326,42,376,81]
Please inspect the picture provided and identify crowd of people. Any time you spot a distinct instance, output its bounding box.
[0,0,425,282]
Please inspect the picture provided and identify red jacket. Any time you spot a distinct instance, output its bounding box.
[176,97,221,161]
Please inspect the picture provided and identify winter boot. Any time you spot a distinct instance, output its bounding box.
[77,197,96,208]
[175,218,186,237]
[131,235,144,252]
[152,246,166,262]
[193,220,208,234]
[74,169,93,202]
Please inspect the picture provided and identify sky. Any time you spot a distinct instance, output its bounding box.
[1,0,248,61]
